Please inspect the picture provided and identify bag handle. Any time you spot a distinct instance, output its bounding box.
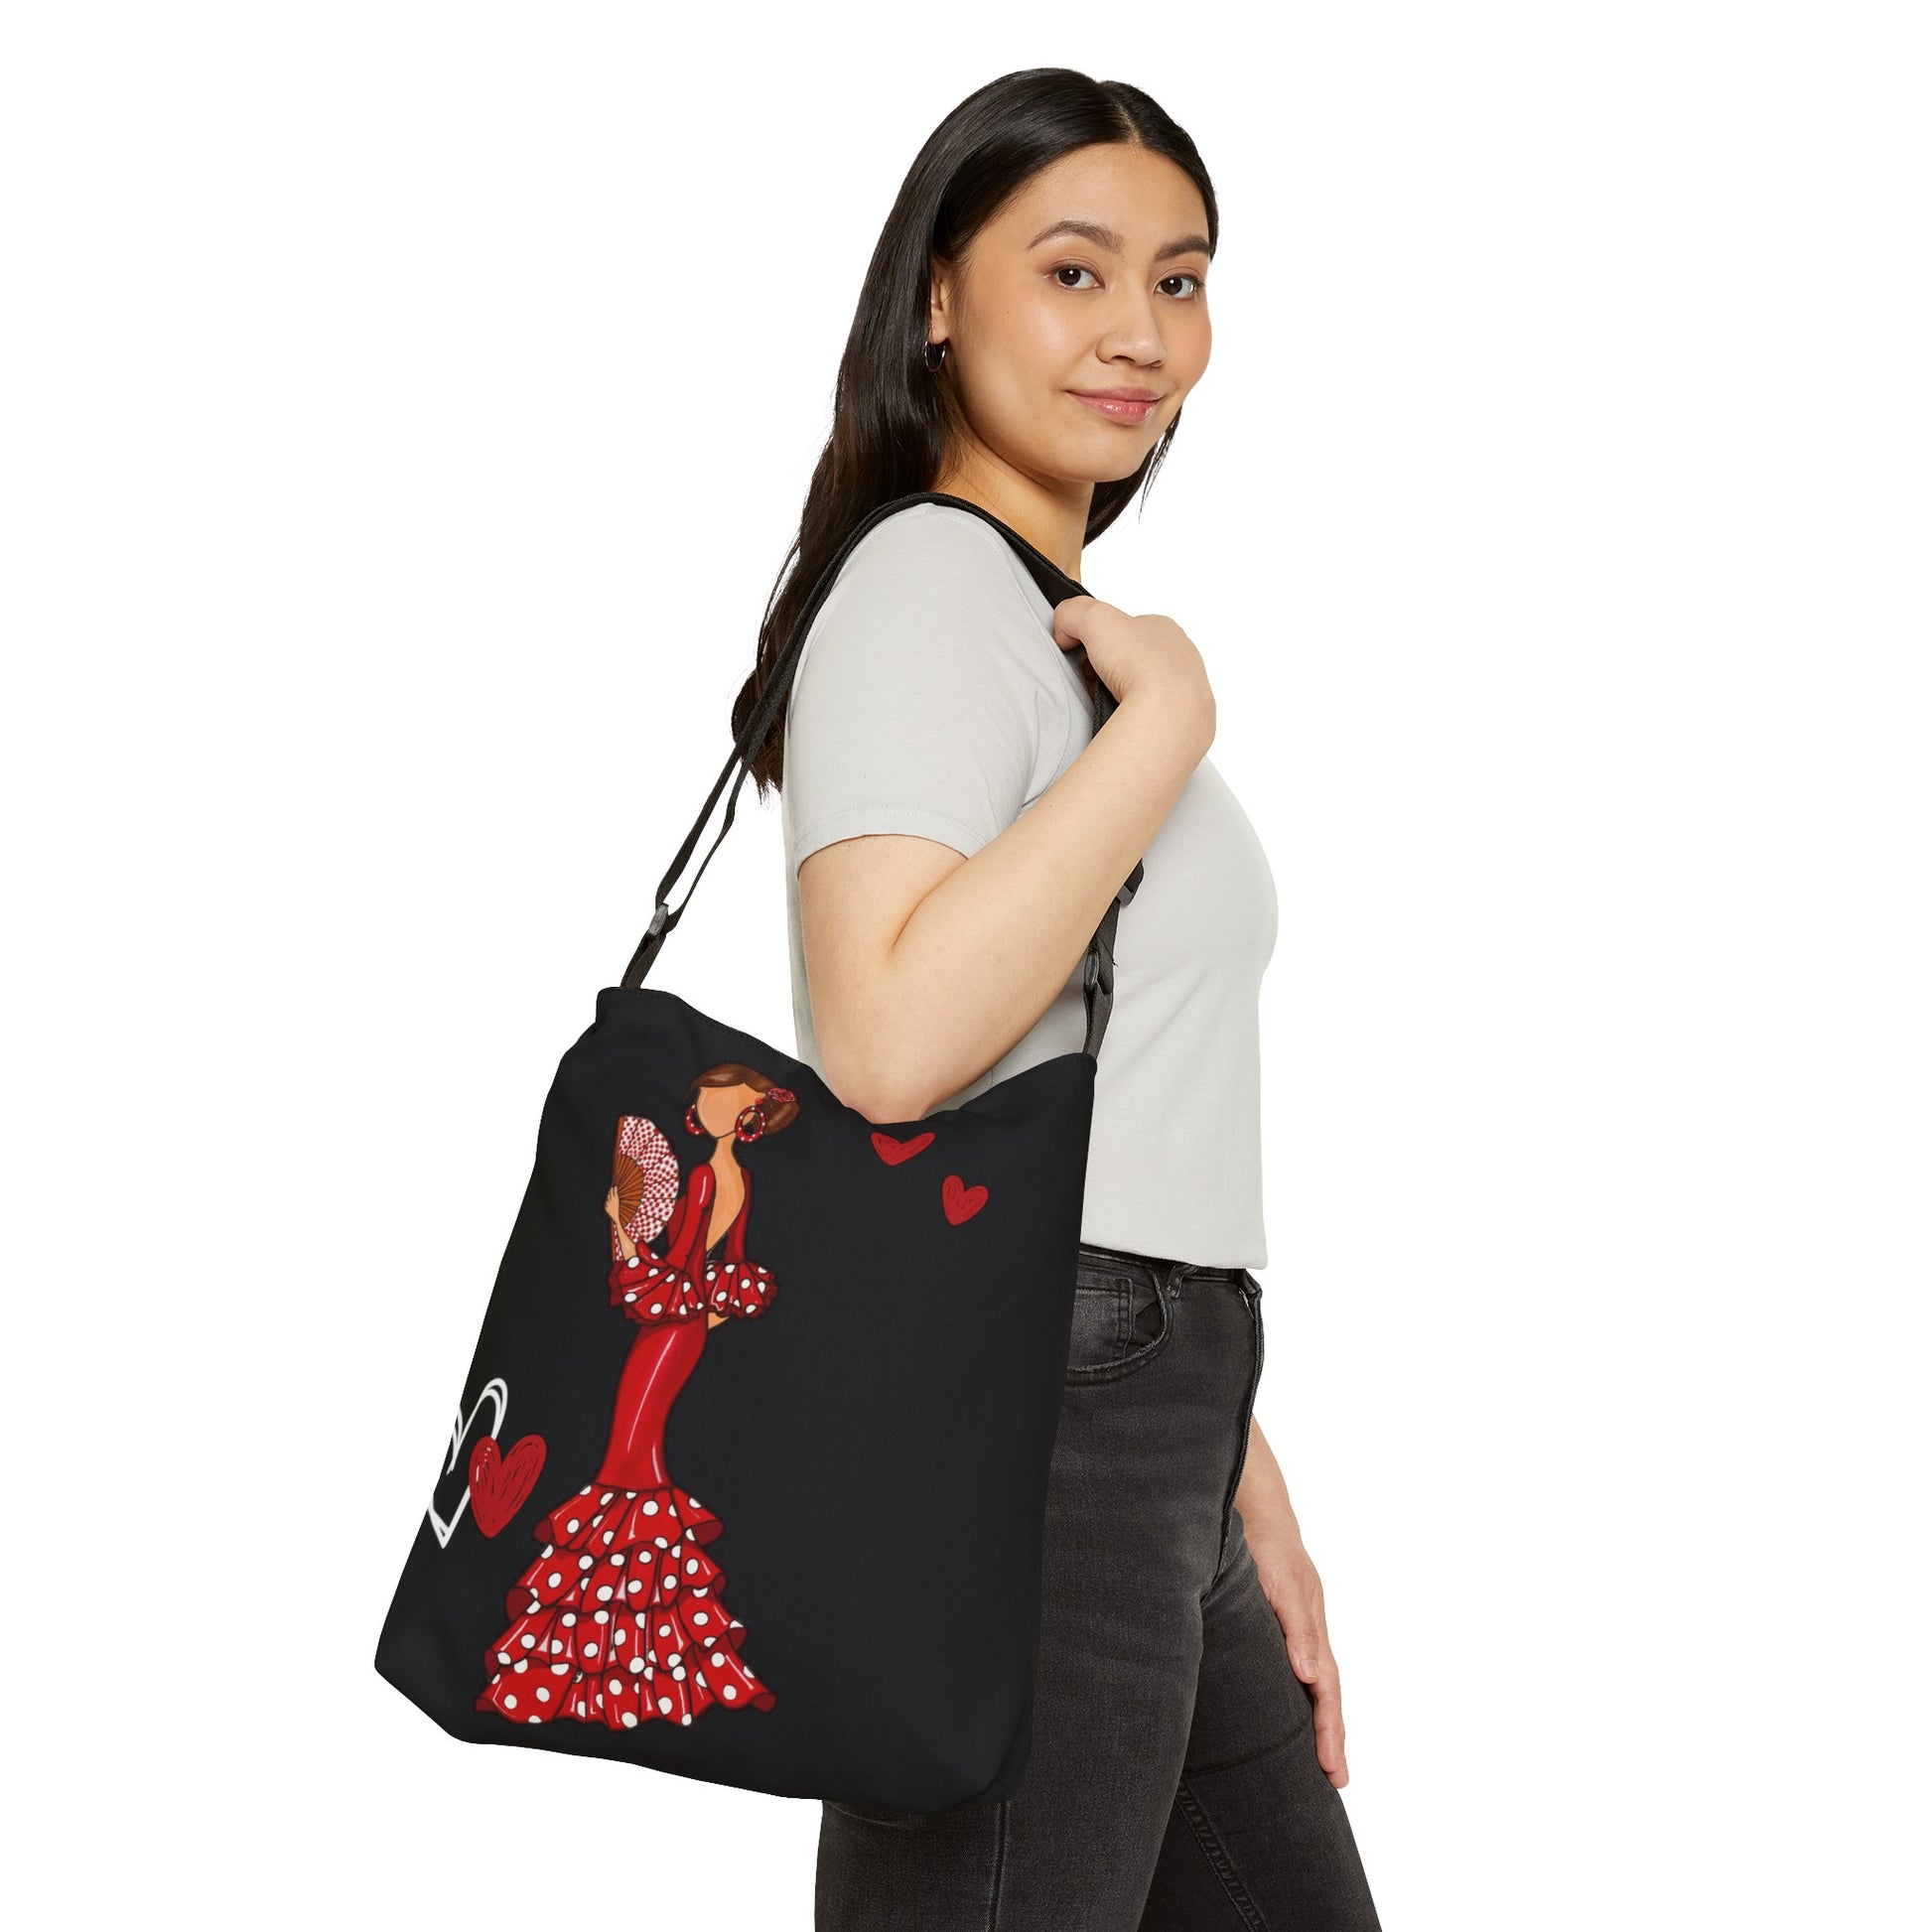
[620,490,1146,1062]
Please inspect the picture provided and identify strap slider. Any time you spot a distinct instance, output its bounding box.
[644,900,671,941]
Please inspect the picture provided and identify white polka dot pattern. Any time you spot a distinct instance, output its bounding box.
[608,1254,780,1326]
[615,1115,680,1245]
[475,1480,774,1729]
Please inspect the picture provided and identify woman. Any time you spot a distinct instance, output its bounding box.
[474,1067,799,1732]
[738,69,1382,1930]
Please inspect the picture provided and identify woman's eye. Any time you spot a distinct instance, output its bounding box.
[1053,264,1205,298]
[1051,264,1205,298]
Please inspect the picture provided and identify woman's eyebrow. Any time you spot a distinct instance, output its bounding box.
[1025,217,1211,262]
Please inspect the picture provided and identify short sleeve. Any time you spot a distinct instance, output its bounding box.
[782,506,1054,870]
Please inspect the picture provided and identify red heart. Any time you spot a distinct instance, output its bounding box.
[942,1173,989,1225]
[872,1130,935,1167]
[468,1433,547,1538]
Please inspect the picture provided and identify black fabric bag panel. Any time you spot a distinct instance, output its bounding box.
[374,986,1094,1809]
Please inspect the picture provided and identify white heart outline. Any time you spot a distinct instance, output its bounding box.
[427,1375,509,1549]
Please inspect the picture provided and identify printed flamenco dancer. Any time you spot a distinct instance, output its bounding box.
[476,1062,800,1731]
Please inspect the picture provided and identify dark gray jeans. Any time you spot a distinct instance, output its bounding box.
[816,1242,1382,1929]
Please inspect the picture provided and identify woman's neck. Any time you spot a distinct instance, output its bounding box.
[930,448,1091,584]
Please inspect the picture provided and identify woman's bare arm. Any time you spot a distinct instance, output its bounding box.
[798,598,1214,1122]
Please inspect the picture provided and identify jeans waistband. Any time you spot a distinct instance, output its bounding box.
[1077,1238,1256,1294]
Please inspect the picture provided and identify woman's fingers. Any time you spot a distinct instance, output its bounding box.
[1051,598,1214,745]
[1283,1609,1349,1789]
[1049,593,1103,647]
[1308,1651,1349,1788]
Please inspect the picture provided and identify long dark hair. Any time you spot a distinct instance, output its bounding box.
[733,67,1218,798]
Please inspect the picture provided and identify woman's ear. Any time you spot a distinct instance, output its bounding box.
[927,261,951,349]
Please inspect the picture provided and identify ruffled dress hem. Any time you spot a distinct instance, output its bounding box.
[475,1477,777,1730]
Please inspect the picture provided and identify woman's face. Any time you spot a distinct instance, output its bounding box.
[932,143,1213,489]
[692,1084,757,1138]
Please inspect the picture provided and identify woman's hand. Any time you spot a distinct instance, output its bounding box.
[605,1186,641,1263]
[1245,1509,1350,1788]
[1050,596,1216,752]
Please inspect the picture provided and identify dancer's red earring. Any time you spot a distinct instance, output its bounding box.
[730,1084,792,1144]
[685,1101,705,1137]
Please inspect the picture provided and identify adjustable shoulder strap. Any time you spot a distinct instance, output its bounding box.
[621,489,1145,1061]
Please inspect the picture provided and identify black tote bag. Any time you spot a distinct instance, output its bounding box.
[373,490,1143,1813]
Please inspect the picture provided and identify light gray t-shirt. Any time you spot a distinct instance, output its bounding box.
[779,500,1279,1269]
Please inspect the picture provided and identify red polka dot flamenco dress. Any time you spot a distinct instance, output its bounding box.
[477,1162,779,1730]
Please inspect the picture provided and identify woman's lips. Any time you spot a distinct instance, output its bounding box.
[1069,390,1161,425]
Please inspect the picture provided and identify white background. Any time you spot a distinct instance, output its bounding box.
[8,4,1926,1926]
